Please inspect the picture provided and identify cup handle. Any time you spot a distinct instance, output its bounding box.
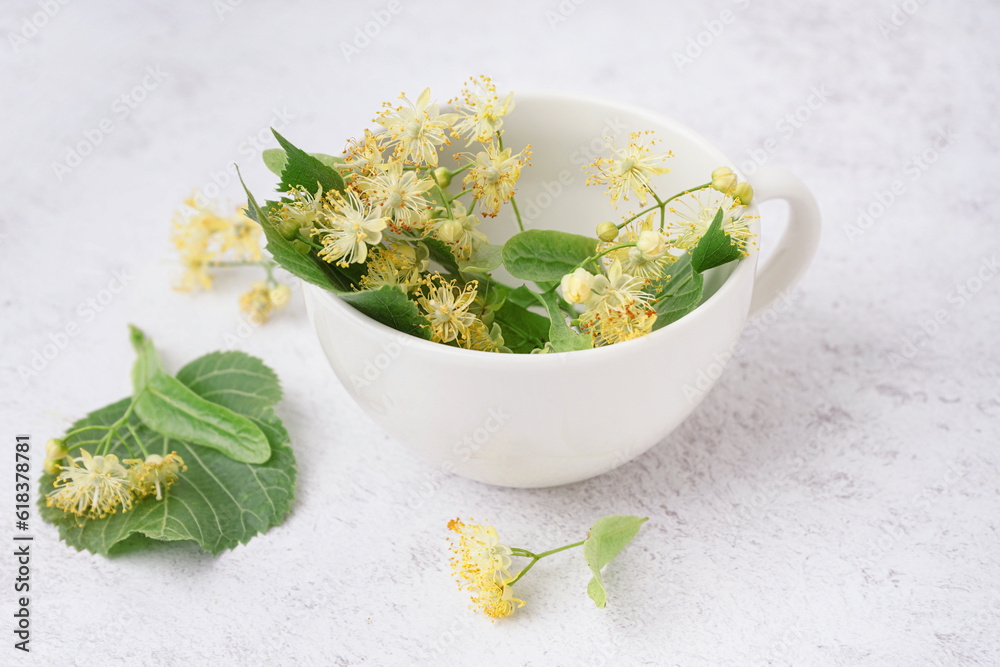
[746,167,822,319]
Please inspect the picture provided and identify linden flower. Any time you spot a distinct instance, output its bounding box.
[362,162,434,230]
[376,87,459,167]
[358,242,429,292]
[560,268,596,305]
[427,201,489,259]
[462,143,531,217]
[586,131,672,206]
[343,129,386,176]
[278,185,326,229]
[474,574,525,620]
[46,450,139,519]
[451,75,515,144]
[448,518,513,581]
[218,210,262,261]
[239,281,276,325]
[665,189,757,253]
[315,190,389,266]
[462,320,508,353]
[126,452,186,501]
[580,259,657,346]
[416,276,478,343]
[171,195,230,291]
[602,215,676,281]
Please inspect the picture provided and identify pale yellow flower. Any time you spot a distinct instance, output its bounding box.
[417,276,478,343]
[462,142,531,217]
[461,320,508,353]
[46,450,139,519]
[343,129,386,176]
[269,284,292,308]
[580,259,658,346]
[218,210,262,261]
[560,268,597,305]
[427,201,488,259]
[358,242,428,292]
[665,189,757,253]
[315,190,389,266]
[451,75,515,144]
[475,574,525,620]
[602,215,676,281]
[239,281,274,324]
[376,87,459,167]
[448,518,523,619]
[586,131,672,206]
[361,162,434,230]
[125,452,186,501]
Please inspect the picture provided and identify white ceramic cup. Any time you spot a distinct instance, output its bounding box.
[303,93,821,488]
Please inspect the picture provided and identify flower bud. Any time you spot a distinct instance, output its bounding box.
[269,284,292,308]
[433,167,453,188]
[560,268,595,304]
[732,181,754,205]
[596,222,619,242]
[636,230,667,260]
[278,218,301,240]
[711,166,737,193]
[436,218,464,244]
[292,240,312,255]
[46,438,67,459]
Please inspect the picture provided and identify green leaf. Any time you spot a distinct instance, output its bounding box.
[238,167,349,293]
[501,230,599,282]
[262,148,344,177]
[649,254,704,330]
[583,515,648,608]
[533,291,592,352]
[341,285,431,340]
[129,324,161,390]
[458,243,504,275]
[492,298,550,354]
[422,236,461,274]
[272,130,346,195]
[129,327,271,464]
[690,208,744,273]
[39,352,296,556]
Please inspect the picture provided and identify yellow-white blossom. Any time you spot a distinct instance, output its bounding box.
[46,450,139,519]
[462,143,531,217]
[315,190,389,266]
[665,189,757,253]
[361,162,434,230]
[451,75,515,144]
[376,87,459,167]
[560,268,597,305]
[586,132,672,206]
[417,276,478,343]
[427,201,488,259]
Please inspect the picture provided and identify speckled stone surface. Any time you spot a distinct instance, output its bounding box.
[2,0,999,664]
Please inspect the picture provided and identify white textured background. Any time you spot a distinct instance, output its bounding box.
[2,0,999,665]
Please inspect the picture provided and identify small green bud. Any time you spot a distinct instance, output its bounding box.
[292,240,312,255]
[732,182,754,205]
[278,219,301,240]
[710,166,738,194]
[596,222,619,242]
[433,167,453,188]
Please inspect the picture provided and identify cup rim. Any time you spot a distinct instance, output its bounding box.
[306,92,758,364]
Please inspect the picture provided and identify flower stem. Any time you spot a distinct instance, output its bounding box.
[573,242,637,273]
[510,195,525,232]
[507,539,586,586]
[617,182,712,231]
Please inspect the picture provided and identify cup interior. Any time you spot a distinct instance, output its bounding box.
[436,93,752,299]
